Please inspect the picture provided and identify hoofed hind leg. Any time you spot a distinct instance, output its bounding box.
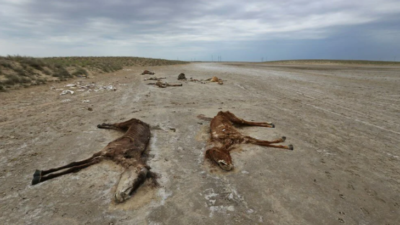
[245,136,293,150]
[222,111,275,128]
[32,158,102,185]
[32,152,103,184]
[36,153,102,176]
[97,118,141,131]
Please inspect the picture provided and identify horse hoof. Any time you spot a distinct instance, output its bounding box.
[289,144,294,151]
[97,124,107,128]
[282,136,286,141]
[271,123,275,128]
[97,123,107,128]
[32,175,41,185]
[33,169,42,177]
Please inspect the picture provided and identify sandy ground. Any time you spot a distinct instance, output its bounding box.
[0,63,399,225]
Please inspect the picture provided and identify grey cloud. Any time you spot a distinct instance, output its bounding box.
[0,0,399,60]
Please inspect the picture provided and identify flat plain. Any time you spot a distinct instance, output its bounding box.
[0,62,399,225]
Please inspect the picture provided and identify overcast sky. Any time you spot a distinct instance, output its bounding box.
[1,0,399,61]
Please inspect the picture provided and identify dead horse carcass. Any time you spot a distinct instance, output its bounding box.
[201,111,293,171]
[31,118,157,203]
[141,70,155,75]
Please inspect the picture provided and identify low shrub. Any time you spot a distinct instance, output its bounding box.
[36,78,47,84]
[14,68,28,77]
[4,74,19,85]
[42,68,51,75]
[0,60,13,69]
[19,77,31,83]
[52,67,72,79]
[72,68,88,77]
[23,58,46,70]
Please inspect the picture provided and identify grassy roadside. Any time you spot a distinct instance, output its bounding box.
[0,56,188,92]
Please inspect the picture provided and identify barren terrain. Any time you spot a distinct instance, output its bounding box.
[0,62,399,225]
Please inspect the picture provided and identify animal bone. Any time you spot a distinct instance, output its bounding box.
[144,77,166,81]
[147,81,183,88]
[60,90,74,95]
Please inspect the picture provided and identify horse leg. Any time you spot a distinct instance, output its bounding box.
[222,111,275,128]
[166,83,182,87]
[32,159,101,185]
[245,136,293,150]
[36,153,100,176]
[32,153,102,184]
[97,118,140,131]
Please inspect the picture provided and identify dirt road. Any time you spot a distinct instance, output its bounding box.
[1,63,399,225]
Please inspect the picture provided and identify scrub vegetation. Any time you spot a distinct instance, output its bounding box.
[0,56,187,91]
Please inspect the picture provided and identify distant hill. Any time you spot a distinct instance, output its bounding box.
[0,56,188,92]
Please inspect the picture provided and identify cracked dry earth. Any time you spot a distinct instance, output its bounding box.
[0,63,399,225]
